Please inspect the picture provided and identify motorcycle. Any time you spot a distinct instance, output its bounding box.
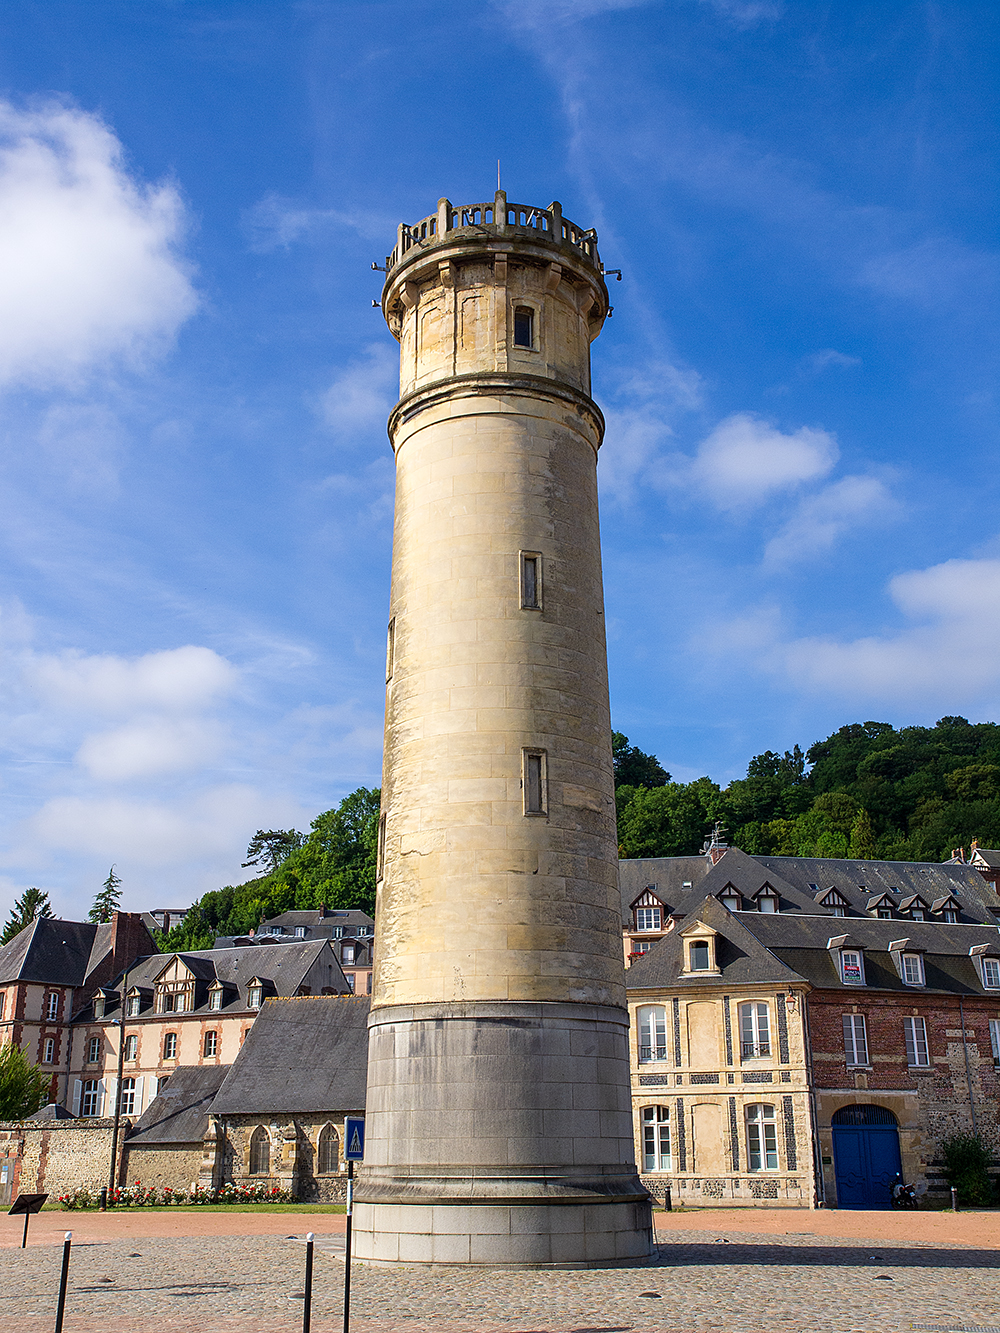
[891,1176,918,1209]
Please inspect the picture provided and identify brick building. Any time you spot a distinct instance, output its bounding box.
[624,847,1000,1208]
[69,939,351,1122]
[0,912,155,1105]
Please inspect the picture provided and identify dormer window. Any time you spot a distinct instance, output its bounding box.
[840,949,865,984]
[933,896,961,923]
[209,986,223,1011]
[755,886,779,914]
[982,957,1000,989]
[93,993,107,1020]
[910,908,925,922]
[127,993,142,1017]
[719,886,741,911]
[820,889,850,918]
[901,953,925,986]
[295,926,307,938]
[689,941,710,970]
[635,906,661,932]
[877,907,893,919]
[357,926,371,937]
[247,981,264,1010]
[334,927,344,939]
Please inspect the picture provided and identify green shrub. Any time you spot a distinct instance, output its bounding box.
[940,1132,996,1207]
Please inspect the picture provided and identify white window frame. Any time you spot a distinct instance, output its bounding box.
[127,994,141,1017]
[295,926,307,938]
[120,1078,136,1115]
[81,1079,101,1117]
[901,953,925,986]
[87,1035,101,1064]
[341,943,355,964]
[46,992,59,1021]
[247,985,263,1010]
[840,950,865,985]
[843,1013,869,1066]
[738,1001,771,1059]
[755,889,779,914]
[204,1030,218,1057]
[981,957,1000,990]
[904,1015,930,1067]
[635,906,661,932]
[124,1034,138,1061]
[746,1103,778,1171]
[641,1104,671,1171]
[637,1005,668,1063]
[990,1017,1000,1063]
[163,1032,178,1060]
[42,1037,55,1063]
[720,889,741,911]
[209,987,223,1010]
[688,939,711,971]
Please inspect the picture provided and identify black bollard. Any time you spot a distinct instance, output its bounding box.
[54,1230,72,1333]
[664,1186,672,1212]
[99,1187,108,1212]
[302,1231,314,1333]
[951,1187,959,1212]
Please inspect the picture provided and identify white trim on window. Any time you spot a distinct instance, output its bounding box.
[746,1103,778,1171]
[990,1017,1000,1063]
[637,1005,668,1063]
[843,1013,869,1066]
[738,1001,771,1059]
[641,1104,671,1171]
[904,1015,929,1067]
[840,950,865,985]
[981,957,1000,989]
[901,953,925,986]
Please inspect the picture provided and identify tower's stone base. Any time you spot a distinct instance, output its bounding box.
[353,1001,654,1267]
[352,1198,653,1267]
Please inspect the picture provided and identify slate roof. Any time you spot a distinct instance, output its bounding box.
[0,918,101,986]
[618,855,710,925]
[126,1066,230,1145]
[215,907,375,950]
[740,912,1000,997]
[27,1103,75,1121]
[625,895,803,991]
[90,939,350,1022]
[211,995,370,1116]
[755,855,1000,924]
[972,848,1000,868]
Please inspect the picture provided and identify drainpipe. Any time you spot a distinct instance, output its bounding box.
[801,990,826,1206]
[958,995,977,1135]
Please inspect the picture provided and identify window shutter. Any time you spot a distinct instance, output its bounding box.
[71,1079,82,1116]
[102,1077,116,1117]
[134,1077,144,1114]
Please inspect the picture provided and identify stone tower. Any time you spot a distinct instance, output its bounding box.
[353,192,652,1267]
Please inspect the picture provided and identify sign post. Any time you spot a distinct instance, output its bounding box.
[343,1117,364,1333]
[8,1193,47,1248]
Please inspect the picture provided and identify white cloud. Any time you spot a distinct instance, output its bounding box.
[691,412,838,508]
[27,784,308,869]
[0,100,196,388]
[28,645,237,716]
[700,0,781,25]
[320,343,397,436]
[598,359,703,502]
[710,556,1000,707]
[243,193,394,252]
[75,717,227,781]
[802,349,862,374]
[763,474,898,567]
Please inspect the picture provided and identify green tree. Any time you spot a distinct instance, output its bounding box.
[1,887,52,947]
[940,1132,995,1207]
[617,778,723,859]
[242,829,304,876]
[0,1043,50,1119]
[612,732,671,790]
[848,808,877,860]
[89,867,122,924]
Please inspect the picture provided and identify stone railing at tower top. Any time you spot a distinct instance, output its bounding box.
[383,191,601,272]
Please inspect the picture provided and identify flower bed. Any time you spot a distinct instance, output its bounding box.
[58,1180,297,1208]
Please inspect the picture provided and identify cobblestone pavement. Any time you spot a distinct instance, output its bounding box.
[3,1224,999,1333]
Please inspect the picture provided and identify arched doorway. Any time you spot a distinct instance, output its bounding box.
[831,1105,902,1209]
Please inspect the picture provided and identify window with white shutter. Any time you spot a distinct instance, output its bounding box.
[904,1016,929,1067]
[637,1005,668,1062]
[739,1002,771,1058]
[842,1013,868,1066]
[72,1079,82,1116]
[990,1018,1000,1063]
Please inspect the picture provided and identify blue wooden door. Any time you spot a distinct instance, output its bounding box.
[832,1125,902,1208]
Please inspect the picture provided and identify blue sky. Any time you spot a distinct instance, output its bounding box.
[0,1,996,918]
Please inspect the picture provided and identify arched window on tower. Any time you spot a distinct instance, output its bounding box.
[317,1123,340,1174]
[249,1126,270,1175]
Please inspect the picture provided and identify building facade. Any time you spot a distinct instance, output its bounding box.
[215,907,375,996]
[69,939,350,1122]
[624,848,1000,1208]
[0,912,155,1106]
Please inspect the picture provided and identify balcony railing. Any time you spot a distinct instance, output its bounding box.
[384,192,600,272]
[639,1044,668,1063]
[741,1041,771,1059]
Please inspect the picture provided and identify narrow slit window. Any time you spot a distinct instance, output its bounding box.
[376,811,387,881]
[385,618,395,682]
[523,749,546,815]
[520,552,541,609]
[513,306,534,348]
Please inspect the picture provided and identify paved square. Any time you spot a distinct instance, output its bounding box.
[2,1210,998,1333]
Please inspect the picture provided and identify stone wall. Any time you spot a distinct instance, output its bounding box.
[0,1119,122,1200]
[213,1114,350,1202]
[121,1143,202,1192]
